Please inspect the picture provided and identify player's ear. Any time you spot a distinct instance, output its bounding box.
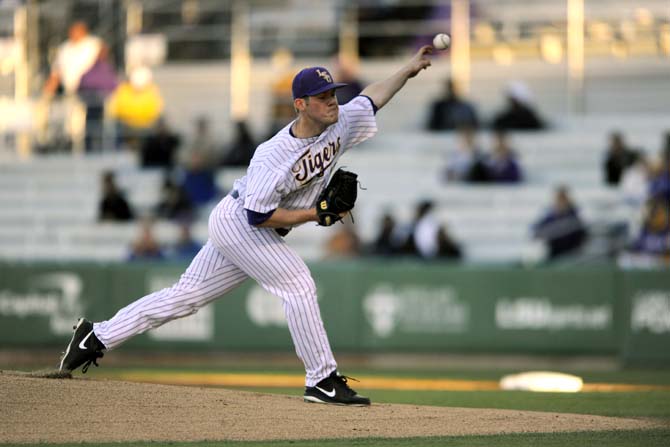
[294,97,307,113]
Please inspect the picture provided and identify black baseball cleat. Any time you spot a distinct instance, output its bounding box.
[304,371,371,406]
[59,318,106,373]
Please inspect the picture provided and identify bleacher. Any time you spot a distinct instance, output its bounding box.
[1,114,666,264]
[324,122,662,263]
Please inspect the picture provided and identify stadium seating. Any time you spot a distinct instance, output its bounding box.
[0,113,666,264]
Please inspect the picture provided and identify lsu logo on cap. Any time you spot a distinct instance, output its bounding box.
[316,69,332,83]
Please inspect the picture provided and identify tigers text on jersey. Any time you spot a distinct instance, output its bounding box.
[232,95,377,223]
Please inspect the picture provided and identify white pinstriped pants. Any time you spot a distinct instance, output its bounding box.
[94,195,337,386]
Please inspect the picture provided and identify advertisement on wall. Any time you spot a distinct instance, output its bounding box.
[0,262,667,362]
[0,272,85,337]
[623,284,670,364]
[363,284,470,339]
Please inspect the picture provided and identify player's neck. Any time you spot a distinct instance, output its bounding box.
[291,115,327,139]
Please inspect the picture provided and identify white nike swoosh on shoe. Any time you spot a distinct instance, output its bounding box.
[78,330,94,350]
[315,386,336,398]
[59,319,85,371]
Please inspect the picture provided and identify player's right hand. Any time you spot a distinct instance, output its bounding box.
[406,45,433,78]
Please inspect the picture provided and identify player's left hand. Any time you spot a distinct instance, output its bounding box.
[316,169,359,226]
[406,45,433,78]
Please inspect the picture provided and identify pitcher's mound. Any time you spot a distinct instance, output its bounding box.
[0,371,662,444]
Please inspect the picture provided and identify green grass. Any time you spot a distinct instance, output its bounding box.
[372,389,670,419]
[3,430,670,447]
[221,386,670,419]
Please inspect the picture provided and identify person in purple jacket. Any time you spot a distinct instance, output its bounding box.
[532,186,587,260]
[631,198,670,258]
[486,130,523,183]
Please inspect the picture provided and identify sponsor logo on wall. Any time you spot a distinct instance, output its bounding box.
[147,274,214,341]
[631,291,670,334]
[246,285,287,328]
[0,273,84,335]
[495,297,612,331]
[363,284,470,338]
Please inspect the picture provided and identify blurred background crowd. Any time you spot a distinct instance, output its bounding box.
[0,0,668,268]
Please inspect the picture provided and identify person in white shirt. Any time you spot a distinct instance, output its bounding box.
[44,21,102,95]
[43,21,111,152]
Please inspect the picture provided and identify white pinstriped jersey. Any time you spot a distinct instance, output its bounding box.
[232,95,377,223]
[92,95,377,388]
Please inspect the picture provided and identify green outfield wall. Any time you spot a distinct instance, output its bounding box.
[0,261,668,363]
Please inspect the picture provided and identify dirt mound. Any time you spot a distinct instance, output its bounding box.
[0,371,663,444]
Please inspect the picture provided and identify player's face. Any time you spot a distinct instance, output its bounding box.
[304,89,339,126]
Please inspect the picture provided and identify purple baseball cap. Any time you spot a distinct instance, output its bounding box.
[292,66,347,99]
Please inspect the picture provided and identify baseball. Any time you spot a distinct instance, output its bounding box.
[433,33,451,50]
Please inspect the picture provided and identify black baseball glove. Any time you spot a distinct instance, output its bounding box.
[316,168,359,226]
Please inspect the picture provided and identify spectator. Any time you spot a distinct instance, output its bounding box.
[140,118,181,169]
[620,152,651,208]
[444,127,489,183]
[532,186,587,260]
[324,221,362,259]
[127,217,165,261]
[486,130,523,183]
[630,198,670,258]
[620,152,653,236]
[334,58,365,105]
[603,131,638,186]
[435,225,463,260]
[98,171,133,222]
[107,66,164,149]
[649,139,670,202]
[78,48,118,152]
[661,130,670,164]
[407,200,462,260]
[181,116,218,167]
[44,21,102,97]
[400,200,461,259]
[492,81,545,131]
[221,120,257,167]
[44,21,117,152]
[179,150,219,206]
[155,176,194,222]
[267,75,295,137]
[168,223,203,261]
[426,78,479,131]
[175,116,220,206]
[266,48,295,138]
[369,212,404,256]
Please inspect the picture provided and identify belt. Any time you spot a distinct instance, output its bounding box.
[229,189,290,237]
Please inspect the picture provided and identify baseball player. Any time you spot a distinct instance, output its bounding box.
[59,46,434,406]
